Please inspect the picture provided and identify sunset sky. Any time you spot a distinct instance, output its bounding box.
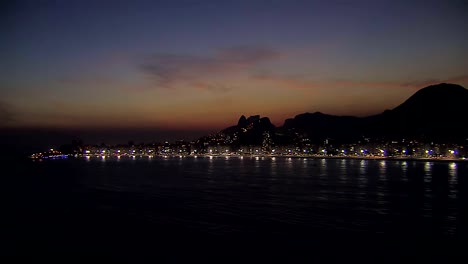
[1,0,467,133]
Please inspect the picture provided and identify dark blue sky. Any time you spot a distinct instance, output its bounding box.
[1,0,467,131]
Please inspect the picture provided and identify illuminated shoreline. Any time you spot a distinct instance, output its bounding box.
[32,153,467,163]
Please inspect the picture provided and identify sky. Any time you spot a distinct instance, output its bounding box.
[1,0,467,139]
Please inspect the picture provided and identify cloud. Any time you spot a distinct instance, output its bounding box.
[251,74,468,92]
[217,45,280,64]
[251,74,321,90]
[56,76,114,86]
[139,45,280,90]
[193,82,234,94]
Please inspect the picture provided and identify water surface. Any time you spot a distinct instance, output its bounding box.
[4,157,468,263]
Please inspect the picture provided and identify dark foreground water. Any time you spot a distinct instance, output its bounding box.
[3,157,468,263]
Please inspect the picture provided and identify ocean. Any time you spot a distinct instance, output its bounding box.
[4,156,467,263]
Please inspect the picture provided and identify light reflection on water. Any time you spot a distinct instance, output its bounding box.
[399,161,408,182]
[358,160,368,189]
[337,159,347,183]
[424,162,433,177]
[270,158,278,177]
[448,162,458,200]
[320,158,326,165]
[378,160,387,182]
[448,162,457,178]
[62,156,466,240]
[15,154,468,264]
[359,160,367,174]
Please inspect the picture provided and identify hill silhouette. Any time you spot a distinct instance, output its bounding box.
[368,83,468,141]
[221,83,468,144]
[222,115,275,145]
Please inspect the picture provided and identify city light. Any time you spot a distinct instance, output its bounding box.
[30,134,467,162]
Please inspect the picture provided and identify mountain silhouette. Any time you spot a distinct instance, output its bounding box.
[281,112,364,143]
[222,115,275,145]
[369,83,468,140]
[221,83,468,144]
[392,83,468,114]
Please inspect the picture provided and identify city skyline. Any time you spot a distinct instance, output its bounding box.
[1,0,467,131]
[4,2,468,260]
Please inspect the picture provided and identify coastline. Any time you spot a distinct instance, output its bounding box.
[60,153,468,163]
[208,154,467,163]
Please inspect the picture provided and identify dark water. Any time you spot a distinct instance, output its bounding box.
[4,157,468,263]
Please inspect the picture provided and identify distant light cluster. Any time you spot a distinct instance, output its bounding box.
[30,137,467,162]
